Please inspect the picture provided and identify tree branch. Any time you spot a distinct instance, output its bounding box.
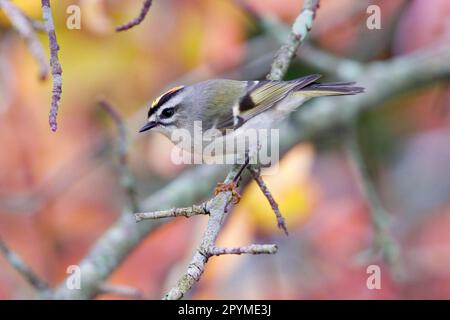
[0,0,48,80]
[292,44,450,141]
[0,236,49,292]
[163,166,240,300]
[41,0,62,132]
[52,164,229,299]
[299,43,365,80]
[99,100,140,212]
[208,245,277,256]
[116,0,153,32]
[267,0,320,80]
[135,203,208,221]
[26,16,46,32]
[51,39,450,301]
[344,126,400,267]
[162,0,321,300]
[248,166,288,235]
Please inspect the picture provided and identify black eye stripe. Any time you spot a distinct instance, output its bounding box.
[148,87,184,118]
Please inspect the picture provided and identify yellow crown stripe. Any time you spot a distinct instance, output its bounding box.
[151,85,184,109]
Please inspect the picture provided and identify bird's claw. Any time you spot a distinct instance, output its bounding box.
[214,181,241,204]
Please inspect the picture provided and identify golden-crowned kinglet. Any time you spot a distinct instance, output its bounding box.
[139,74,364,160]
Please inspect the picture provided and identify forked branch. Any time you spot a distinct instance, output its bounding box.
[159,0,321,300]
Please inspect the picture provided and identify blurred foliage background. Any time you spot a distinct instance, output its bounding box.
[0,0,449,299]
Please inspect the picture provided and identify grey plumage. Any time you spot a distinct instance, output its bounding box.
[140,75,365,155]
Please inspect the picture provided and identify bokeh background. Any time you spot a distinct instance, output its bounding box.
[0,0,449,299]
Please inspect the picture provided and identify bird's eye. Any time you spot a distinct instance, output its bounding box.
[160,107,175,119]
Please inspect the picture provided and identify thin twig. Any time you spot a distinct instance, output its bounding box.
[27,16,46,32]
[0,236,50,292]
[99,100,140,212]
[163,1,322,301]
[344,125,400,269]
[237,1,323,236]
[98,283,144,299]
[208,244,277,256]
[41,0,62,132]
[116,0,153,32]
[300,44,365,80]
[162,170,274,300]
[267,0,320,80]
[163,166,240,300]
[0,0,48,80]
[51,43,450,300]
[248,167,288,235]
[163,243,278,299]
[163,185,277,301]
[135,203,208,221]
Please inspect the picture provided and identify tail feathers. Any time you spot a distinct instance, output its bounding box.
[294,81,365,97]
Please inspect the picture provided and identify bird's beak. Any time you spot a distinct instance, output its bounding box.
[139,121,157,133]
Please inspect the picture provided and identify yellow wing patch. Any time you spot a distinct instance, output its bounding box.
[151,85,185,109]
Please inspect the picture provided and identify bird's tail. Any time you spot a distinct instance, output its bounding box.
[293,81,365,97]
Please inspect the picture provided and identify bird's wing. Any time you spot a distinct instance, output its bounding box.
[216,74,322,131]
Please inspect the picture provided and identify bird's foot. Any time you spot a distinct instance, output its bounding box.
[214,181,241,204]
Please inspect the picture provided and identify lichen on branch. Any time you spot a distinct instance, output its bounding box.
[41,0,62,132]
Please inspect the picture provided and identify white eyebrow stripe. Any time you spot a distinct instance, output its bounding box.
[156,94,183,116]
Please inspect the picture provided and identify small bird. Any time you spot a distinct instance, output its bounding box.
[139,75,364,198]
[140,74,364,153]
